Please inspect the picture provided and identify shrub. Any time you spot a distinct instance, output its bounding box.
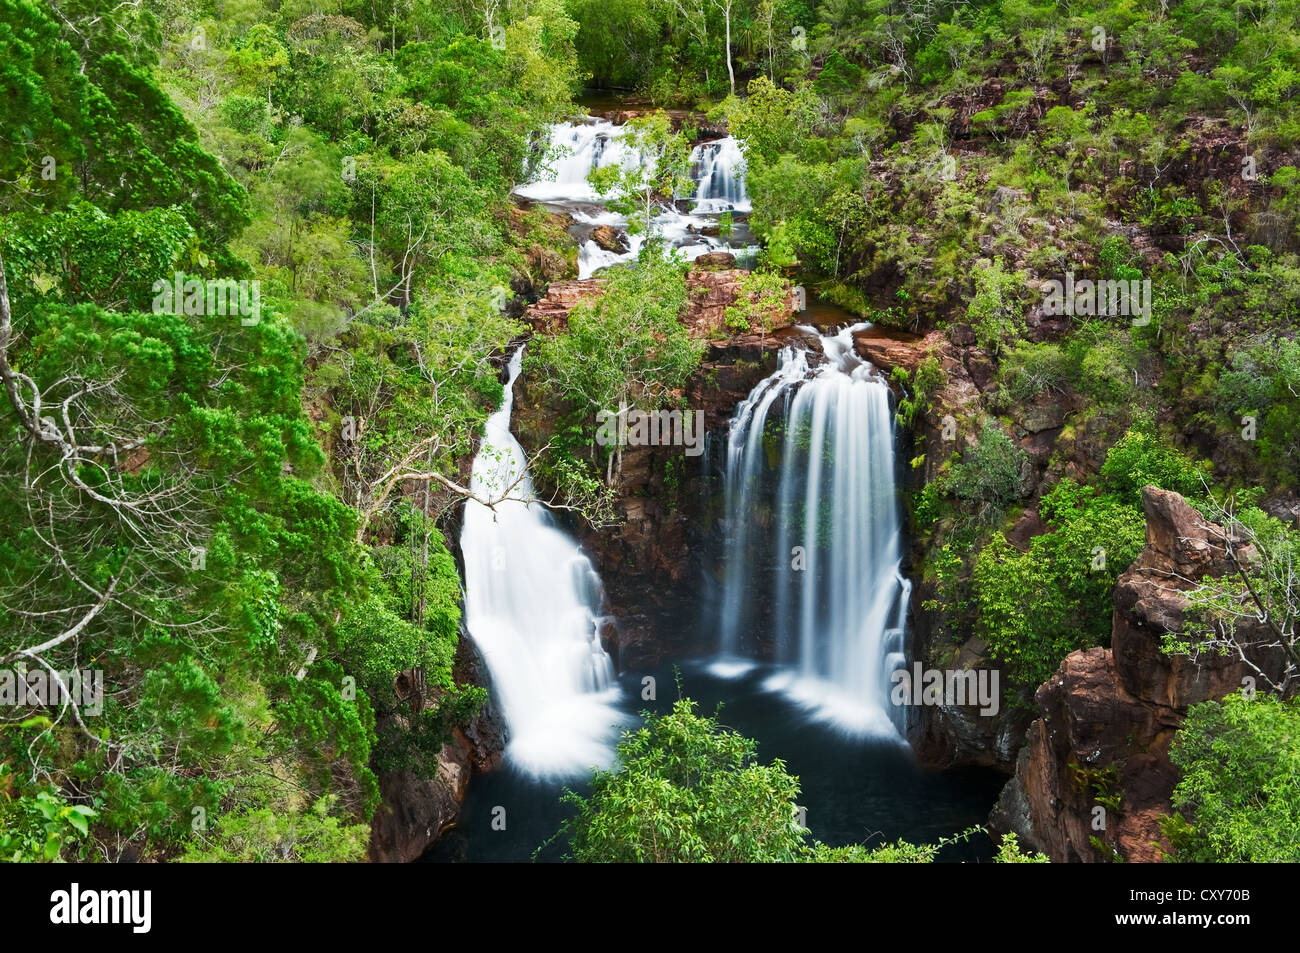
[1166,693,1300,862]
[1099,428,1209,504]
[948,420,1027,517]
[967,258,1027,356]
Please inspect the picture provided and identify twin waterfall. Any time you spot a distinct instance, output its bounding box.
[462,116,909,781]
[460,349,626,777]
[714,325,910,738]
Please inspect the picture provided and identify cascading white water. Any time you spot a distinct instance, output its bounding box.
[712,325,910,738]
[514,119,759,277]
[460,348,628,777]
[515,119,636,204]
[688,136,751,213]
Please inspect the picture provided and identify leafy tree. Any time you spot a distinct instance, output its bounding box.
[1164,499,1300,696]
[550,696,935,862]
[528,252,699,420]
[972,489,1145,689]
[588,112,694,237]
[1166,693,1300,862]
[177,797,369,863]
[948,419,1027,518]
[966,257,1026,356]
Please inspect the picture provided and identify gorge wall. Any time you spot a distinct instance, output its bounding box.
[991,486,1284,862]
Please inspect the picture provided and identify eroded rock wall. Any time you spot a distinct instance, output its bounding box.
[991,487,1282,862]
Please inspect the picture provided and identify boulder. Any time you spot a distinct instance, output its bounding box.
[692,251,738,269]
[590,225,628,253]
[522,279,604,333]
[851,327,943,375]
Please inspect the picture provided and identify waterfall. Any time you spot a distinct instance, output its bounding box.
[460,347,628,777]
[513,119,759,277]
[688,137,751,213]
[712,325,910,738]
[515,119,637,204]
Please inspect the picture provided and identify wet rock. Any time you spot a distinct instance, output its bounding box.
[369,741,470,863]
[692,251,738,269]
[591,224,628,253]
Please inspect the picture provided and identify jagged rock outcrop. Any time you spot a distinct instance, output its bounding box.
[369,737,471,864]
[991,487,1281,862]
[852,327,942,374]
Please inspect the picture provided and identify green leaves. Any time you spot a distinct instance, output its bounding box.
[552,696,940,862]
[528,252,699,418]
[0,770,98,863]
[587,111,694,237]
[1168,693,1300,862]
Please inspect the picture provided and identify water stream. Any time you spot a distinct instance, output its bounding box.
[459,348,628,778]
[433,109,1002,862]
[713,324,910,738]
[514,118,760,278]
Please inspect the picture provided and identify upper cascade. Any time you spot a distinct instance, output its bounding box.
[514,117,758,278]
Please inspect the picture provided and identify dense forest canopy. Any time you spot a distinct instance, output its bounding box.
[1,0,1297,865]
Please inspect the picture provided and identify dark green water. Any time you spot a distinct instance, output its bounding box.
[424,661,1006,863]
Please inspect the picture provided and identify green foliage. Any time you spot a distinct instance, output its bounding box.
[1166,693,1300,862]
[528,253,700,417]
[967,258,1027,356]
[970,426,1207,689]
[972,494,1145,689]
[947,420,1027,518]
[551,696,937,863]
[994,832,1049,863]
[1098,428,1208,504]
[996,341,1071,403]
[723,268,790,335]
[1216,335,1300,480]
[894,354,945,427]
[177,797,369,863]
[0,764,97,862]
[0,1,565,862]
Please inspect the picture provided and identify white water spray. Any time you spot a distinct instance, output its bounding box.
[712,325,910,738]
[514,120,759,277]
[460,348,628,777]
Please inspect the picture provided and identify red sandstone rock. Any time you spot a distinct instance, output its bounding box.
[851,327,943,374]
[993,487,1281,862]
[522,279,605,334]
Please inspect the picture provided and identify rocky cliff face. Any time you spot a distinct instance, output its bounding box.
[367,634,506,863]
[990,487,1281,862]
[512,261,795,668]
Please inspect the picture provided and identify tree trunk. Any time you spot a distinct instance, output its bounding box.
[724,3,735,95]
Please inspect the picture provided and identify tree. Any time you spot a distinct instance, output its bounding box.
[1166,693,1300,861]
[588,111,693,238]
[526,252,701,483]
[714,0,736,95]
[720,76,821,168]
[549,695,935,862]
[1164,498,1300,696]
